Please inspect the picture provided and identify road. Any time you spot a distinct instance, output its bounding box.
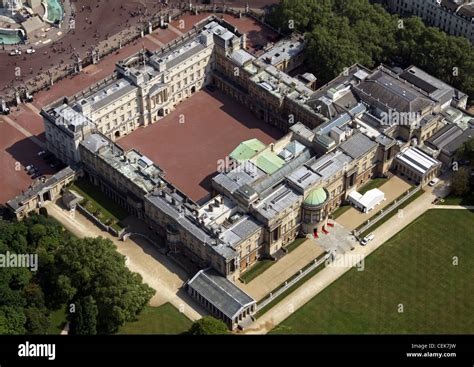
[242,182,448,334]
[45,201,206,322]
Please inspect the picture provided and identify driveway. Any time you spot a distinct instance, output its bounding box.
[237,240,325,301]
[336,175,412,230]
[45,201,206,321]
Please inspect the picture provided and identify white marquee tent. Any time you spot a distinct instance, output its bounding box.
[348,188,385,213]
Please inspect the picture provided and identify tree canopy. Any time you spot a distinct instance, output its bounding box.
[188,316,229,335]
[0,214,154,335]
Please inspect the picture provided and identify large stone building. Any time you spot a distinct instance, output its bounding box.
[380,0,474,43]
[33,15,471,328]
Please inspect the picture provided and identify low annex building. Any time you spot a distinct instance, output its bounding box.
[187,268,256,330]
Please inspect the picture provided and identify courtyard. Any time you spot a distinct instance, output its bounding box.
[335,175,413,231]
[118,89,283,203]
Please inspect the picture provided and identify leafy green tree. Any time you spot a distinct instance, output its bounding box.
[188,316,229,335]
[451,168,470,197]
[24,306,50,334]
[267,0,334,34]
[0,306,26,335]
[69,296,98,335]
[456,137,474,161]
[55,237,155,333]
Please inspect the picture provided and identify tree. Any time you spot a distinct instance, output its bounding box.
[24,307,50,334]
[0,306,26,335]
[188,316,229,335]
[69,296,98,335]
[451,168,470,197]
[55,237,155,333]
[456,137,474,161]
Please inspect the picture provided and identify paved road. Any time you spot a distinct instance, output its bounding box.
[432,205,474,210]
[45,201,206,321]
[237,240,325,301]
[242,185,443,334]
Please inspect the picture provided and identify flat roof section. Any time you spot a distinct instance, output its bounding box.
[187,268,256,320]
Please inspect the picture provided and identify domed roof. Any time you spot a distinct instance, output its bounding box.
[304,187,327,206]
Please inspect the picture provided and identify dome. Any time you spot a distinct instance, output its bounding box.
[304,187,327,207]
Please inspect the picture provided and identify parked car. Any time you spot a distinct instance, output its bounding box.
[50,161,60,169]
[26,48,35,54]
[27,168,38,175]
[37,150,46,157]
[360,233,375,246]
[32,172,41,179]
[25,164,34,171]
[459,159,471,166]
[428,178,440,187]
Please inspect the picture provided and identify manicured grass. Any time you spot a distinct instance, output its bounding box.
[331,205,351,219]
[47,306,67,335]
[358,189,425,238]
[439,192,474,206]
[358,177,389,195]
[117,304,192,335]
[270,209,474,334]
[71,179,129,231]
[239,259,275,284]
[285,237,306,253]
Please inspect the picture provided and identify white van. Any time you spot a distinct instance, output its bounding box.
[360,233,375,246]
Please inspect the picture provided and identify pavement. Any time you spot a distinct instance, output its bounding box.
[44,200,206,322]
[237,240,325,301]
[336,175,412,231]
[242,183,445,334]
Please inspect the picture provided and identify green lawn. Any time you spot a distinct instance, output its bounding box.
[47,306,67,335]
[71,179,129,231]
[239,259,275,284]
[271,209,474,334]
[439,192,474,206]
[117,304,192,334]
[358,177,389,195]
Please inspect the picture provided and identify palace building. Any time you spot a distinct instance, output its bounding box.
[11,15,470,329]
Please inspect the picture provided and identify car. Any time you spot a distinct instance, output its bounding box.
[25,164,34,171]
[428,178,440,187]
[459,159,471,166]
[37,150,46,157]
[27,168,38,175]
[9,49,21,56]
[50,161,60,169]
[360,233,375,246]
[32,172,41,179]
[206,85,215,92]
[42,152,53,160]
[26,48,35,54]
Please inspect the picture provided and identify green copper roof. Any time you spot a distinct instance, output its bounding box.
[230,139,266,162]
[255,151,285,174]
[304,187,327,206]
